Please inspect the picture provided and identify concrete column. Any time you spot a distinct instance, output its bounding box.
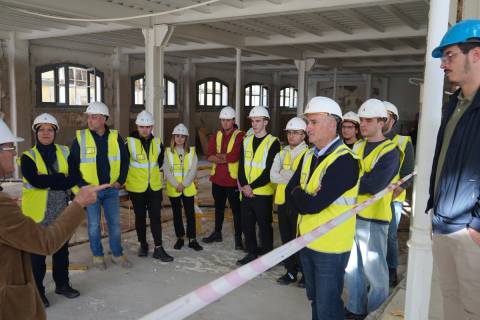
[7,32,30,178]
[183,58,196,146]
[364,73,372,99]
[271,72,281,136]
[404,0,450,319]
[235,48,242,128]
[143,24,174,141]
[295,58,315,116]
[381,77,389,101]
[112,47,130,137]
[332,67,338,101]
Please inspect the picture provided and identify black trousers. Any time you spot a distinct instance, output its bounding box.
[31,241,69,295]
[169,195,196,239]
[129,189,163,247]
[278,203,301,275]
[241,195,273,255]
[212,183,242,242]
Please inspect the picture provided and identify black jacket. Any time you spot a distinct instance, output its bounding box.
[428,89,480,234]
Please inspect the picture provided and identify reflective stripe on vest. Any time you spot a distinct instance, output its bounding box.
[391,134,411,202]
[274,147,308,205]
[125,137,163,192]
[354,139,399,222]
[243,134,278,195]
[165,147,197,197]
[21,145,69,223]
[297,144,362,253]
[76,129,121,185]
[210,129,241,179]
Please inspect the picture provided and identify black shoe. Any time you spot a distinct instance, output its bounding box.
[202,231,222,243]
[153,246,174,262]
[297,275,305,288]
[236,253,257,266]
[40,293,50,308]
[344,308,367,320]
[138,243,149,257]
[55,283,80,299]
[174,238,184,250]
[389,267,398,287]
[277,272,297,285]
[188,239,203,251]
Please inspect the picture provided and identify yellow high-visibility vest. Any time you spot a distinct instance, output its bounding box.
[243,134,278,196]
[353,139,399,222]
[391,134,412,202]
[274,147,308,205]
[210,129,241,179]
[298,144,362,253]
[21,145,69,223]
[125,136,163,192]
[76,129,121,186]
[165,146,197,197]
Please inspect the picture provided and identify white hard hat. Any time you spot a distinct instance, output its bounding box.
[358,99,388,119]
[135,110,154,126]
[304,96,343,119]
[85,101,110,117]
[0,118,23,145]
[342,111,360,125]
[172,123,189,136]
[383,101,399,120]
[219,106,236,120]
[248,106,270,119]
[32,113,59,132]
[285,117,307,131]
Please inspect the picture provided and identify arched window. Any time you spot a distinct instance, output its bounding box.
[245,83,269,107]
[131,74,177,110]
[197,78,229,109]
[280,86,298,108]
[36,63,104,107]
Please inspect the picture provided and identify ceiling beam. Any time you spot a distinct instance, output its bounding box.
[344,8,385,32]
[312,13,353,35]
[372,39,394,50]
[219,21,271,39]
[346,42,371,52]
[398,38,421,49]
[280,16,323,37]
[381,4,420,30]
[247,45,303,59]
[245,19,296,38]
[220,0,245,9]
[174,24,245,47]
[30,38,114,54]
[305,47,424,59]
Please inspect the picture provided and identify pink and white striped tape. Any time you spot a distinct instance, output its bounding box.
[140,171,417,320]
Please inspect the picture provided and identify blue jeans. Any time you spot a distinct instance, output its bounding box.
[300,248,350,320]
[86,187,123,257]
[345,219,389,314]
[386,201,402,269]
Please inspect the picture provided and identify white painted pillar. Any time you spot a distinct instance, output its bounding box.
[7,32,30,178]
[364,73,372,99]
[271,72,281,136]
[112,47,130,137]
[404,0,450,319]
[235,48,242,128]
[381,77,389,101]
[183,58,196,145]
[332,67,338,101]
[295,58,315,116]
[143,25,174,141]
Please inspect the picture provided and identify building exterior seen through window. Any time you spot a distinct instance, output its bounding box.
[197,78,228,108]
[245,83,268,107]
[280,86,298,108]
[132,74,176,110]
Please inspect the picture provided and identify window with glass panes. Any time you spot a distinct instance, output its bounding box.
[36,64,103,107]
[197,78,228,108]
[131,74,176,109]
[280,86,298,108]
[245,83,268,107]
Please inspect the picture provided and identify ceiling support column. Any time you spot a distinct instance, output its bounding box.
[112,47,130,137]
[295,58,315,116]
[235,48,242,129]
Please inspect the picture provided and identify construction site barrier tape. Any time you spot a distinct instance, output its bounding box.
[139,171,417,320]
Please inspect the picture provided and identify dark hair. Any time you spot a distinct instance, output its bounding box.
[458,38,480,54]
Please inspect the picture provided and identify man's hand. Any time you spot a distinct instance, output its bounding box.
[176,183,185,192]
[393,186,404,200]
[216,153,227,164]
[242,185,254,198]
[468,227,480,246]
[73,184,110,207]
[112,182,122,189]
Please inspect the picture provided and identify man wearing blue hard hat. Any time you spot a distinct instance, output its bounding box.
[428,19,480,319]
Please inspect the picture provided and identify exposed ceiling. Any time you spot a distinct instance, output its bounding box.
[0,0,429,76]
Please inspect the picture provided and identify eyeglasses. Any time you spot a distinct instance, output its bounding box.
[0,145,16,152]
[441,51,462,64]
[342,125,356,129]
[287,131,304,136]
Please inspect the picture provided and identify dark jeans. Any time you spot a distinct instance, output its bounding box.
[169,195,196,239]
[212,183,242,242]
[31,241,70,295]
[278,203,301,275]
[129,189,163,247]
[300,248,350,320]
[241,195,273,255]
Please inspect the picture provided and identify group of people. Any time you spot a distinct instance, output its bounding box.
[1,18,480,320]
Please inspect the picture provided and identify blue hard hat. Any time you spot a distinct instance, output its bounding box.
[432,19,480,58]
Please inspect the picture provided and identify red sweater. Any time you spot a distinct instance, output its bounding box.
[208,129,244,187]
